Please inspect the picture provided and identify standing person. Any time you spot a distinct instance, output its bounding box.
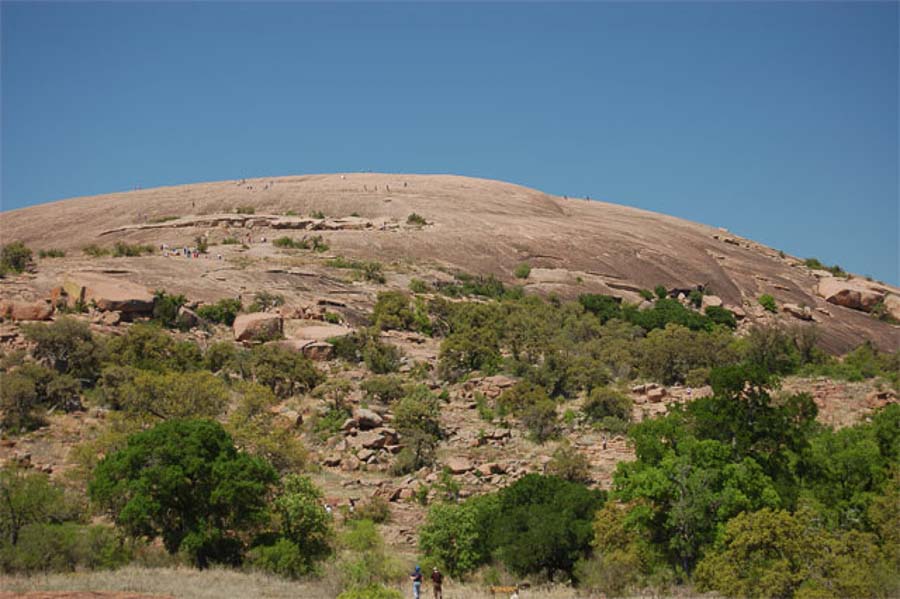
[410,565,423,599]
[430,567,443,599]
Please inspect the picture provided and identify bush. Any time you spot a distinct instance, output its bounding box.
[546,441,592,483]
[112,370,230,420]
[273,236,307,249]
[105,324,201,373]
[249,343,323,398]
[352,496,392,524]
[0,372,43,432]
[0,522,131,574]
[21,317,104,383]
[393,386,442,470]
[804,257,847,277]
[236,205,255,214]
[360,375,406,404]
[654,285,668,299]
[363,338,402,374]
[522,399,558,443]
[0,241,33,274]
[408,278,429,293]
[582,387,631,423]
[578,294,623,324]
[248,291,285,312]
[639,289,654,301]
[419,495,499,577]
[704,305,737,328]
[152,290,187,328]
[0,467,82,547]
[37,248,65,258]
[82,244,110,257]
[227,382,307,472]
[112,241,154,257]
[372,291,415,331]
[759,294,777,313]
[406,213,427,226]
[514,263,531,279]
[196,298,242,326]
[89,419,278,568]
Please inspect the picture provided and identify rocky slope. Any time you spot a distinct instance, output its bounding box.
[2,173,897,352]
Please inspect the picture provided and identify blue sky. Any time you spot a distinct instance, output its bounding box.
[2,2,897,283]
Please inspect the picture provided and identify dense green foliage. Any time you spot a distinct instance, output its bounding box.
[196,298,242,325]
[89,419,278,568]
[420,474,604,581]
[0,241,34,274]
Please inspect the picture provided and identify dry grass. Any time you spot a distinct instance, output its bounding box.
[0,566,586,599]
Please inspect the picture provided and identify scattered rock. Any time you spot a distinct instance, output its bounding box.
[0,300,53,321]
[445,457,473,474]
[782,303,813,321]
[234,312,283,342]
[883,294,900,322]
[354,408,384,430]
[701,295,723,310]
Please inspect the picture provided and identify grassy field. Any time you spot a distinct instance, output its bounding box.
[0,566,587,599]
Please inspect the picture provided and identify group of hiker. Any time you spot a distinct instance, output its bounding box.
[409,565,443,599]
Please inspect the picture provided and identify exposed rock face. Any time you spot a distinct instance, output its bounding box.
[63,273,154,314]
[701,295,723,310]
[817,278,885,313]
[233,312,283,342]
[272,338,334,361]
[0,300,53,321]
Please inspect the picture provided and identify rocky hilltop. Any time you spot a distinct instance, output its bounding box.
[2,173,897,352]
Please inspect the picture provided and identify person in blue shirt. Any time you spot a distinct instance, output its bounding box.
[409,565,423,599]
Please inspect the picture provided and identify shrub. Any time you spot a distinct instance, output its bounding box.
[89,419,278,568]
[264,475,333,572]
[705,305,737,328]
[804,257,847,277]
[688,289,703,308]
[273,236,306,249]
[21,317,104,383]
[0,372,43,432]
[546,441,592,483]
[112,241,154,257]
[152,290,187,328]
[438,327,501,381]
[105,323,201,372]
[196,298,242,326]
[406,213,427,226]
[227,382,307,472]
[419,495,499,577]
[352,496,392,524]
[578,294,623,324]
[654,285,668,299]
[522,399,559,443]
[236,205,255,214]
[112,370,230,420]
[249,344,323,399]
[37,248,65,259]
[0,241,33,274]
[639,289,654,301]
[0,467,82,547]
[363,338,402,374]
[248,291,285,312]
[221,237,240,245]
[758,294,777,313]
[408,278,429,293]
[0,522,131,574]
[311,210,325,219]
[582,387,631,423]
[82,244,110,257]
[372,291,415,331]
[393,386,442,470]
[148,215,178,224]
[513,263,531,279]
[360,375,406,404]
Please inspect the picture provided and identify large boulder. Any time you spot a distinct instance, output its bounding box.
[234,312,283,342]
[817,278,885,313]
[270,338,334,361]
[353,408,384,430]
[883,294,900,322]
[0,300,53,321]
[63,273,154,314]
[445,457,473,474]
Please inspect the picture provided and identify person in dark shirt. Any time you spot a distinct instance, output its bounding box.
[431,567,443,599]
[410,565,423,599]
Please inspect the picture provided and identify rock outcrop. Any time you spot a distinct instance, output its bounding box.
[817,277,886,313]
[63,273,154,314]
[0,300,53,321]
[233,312,283,342]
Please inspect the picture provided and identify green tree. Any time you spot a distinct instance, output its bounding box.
[582,387,631,423]
[491,474,605,580]
[89,419,277,567]
[419,493,499,577]
[113,370,230,421]
[393,386,442,470]
[0,372,43,432]
[105,324,201,372]
[0,467,79,546]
